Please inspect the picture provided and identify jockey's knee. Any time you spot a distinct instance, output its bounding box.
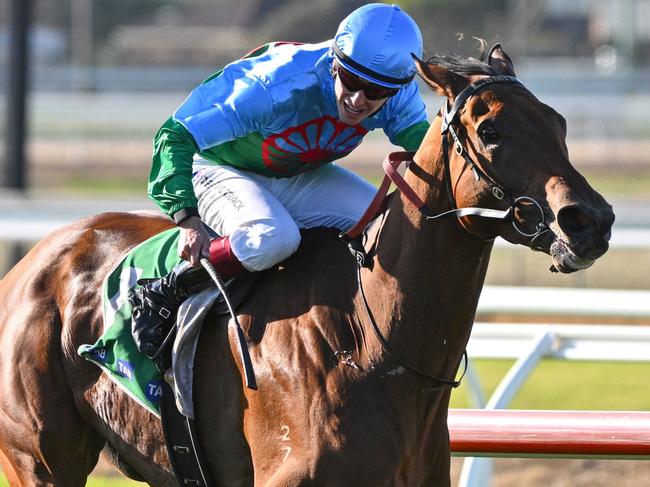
[230,221,301,272]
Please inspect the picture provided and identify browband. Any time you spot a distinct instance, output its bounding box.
[332,43,415,86]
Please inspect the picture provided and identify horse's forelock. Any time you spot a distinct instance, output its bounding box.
[423,53,497,78]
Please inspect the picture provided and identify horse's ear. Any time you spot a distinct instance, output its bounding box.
[487,44,516,76]
[412,54,467,99]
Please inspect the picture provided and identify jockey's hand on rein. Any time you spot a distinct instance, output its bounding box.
[178,216,211,267]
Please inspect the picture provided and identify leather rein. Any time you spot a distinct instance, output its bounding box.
[342,75,551,389]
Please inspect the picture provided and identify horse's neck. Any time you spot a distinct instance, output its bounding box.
[361,139,493,377]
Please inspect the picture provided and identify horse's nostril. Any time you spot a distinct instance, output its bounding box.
[557,206,596,238]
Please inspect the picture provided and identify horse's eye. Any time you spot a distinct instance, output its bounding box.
[478,124,499,144]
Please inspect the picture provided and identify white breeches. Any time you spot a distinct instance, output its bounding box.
[192,160,376,272]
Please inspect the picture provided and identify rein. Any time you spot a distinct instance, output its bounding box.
[345,151,515,242]
[342,75,552,389]
[356,263,468,388]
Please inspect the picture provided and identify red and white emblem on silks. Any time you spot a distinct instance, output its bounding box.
[261,116,368,174]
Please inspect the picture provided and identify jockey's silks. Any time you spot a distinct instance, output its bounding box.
[148,41,429,218]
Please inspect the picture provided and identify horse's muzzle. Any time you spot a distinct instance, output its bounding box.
[545,202,615,273]
[549,238,596,273]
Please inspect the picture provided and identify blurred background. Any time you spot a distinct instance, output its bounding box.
[0,0,649,287]
[0,1,648,486]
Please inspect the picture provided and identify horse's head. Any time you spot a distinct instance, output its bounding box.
[413,44,614,273]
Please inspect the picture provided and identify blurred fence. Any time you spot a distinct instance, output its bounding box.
[458,318,650,487]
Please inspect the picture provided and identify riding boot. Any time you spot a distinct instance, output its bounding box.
[129,235,247,372]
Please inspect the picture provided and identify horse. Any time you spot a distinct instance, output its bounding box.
[0,45,614,486]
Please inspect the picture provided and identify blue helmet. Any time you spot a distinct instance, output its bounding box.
[332,3,423,88]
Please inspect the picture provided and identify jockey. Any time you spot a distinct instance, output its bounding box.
[129,3,430,370]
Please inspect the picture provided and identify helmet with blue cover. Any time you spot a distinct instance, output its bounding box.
[332,3,423,89]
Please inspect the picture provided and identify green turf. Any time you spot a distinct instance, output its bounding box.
[484,246,650,290]
[580,170,650,197]
[451,358,650,410]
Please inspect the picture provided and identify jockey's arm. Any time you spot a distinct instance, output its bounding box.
[177,215,210,267]
[148,116,200,222]
[382,79,430,152]
[148,117,211,266]
[148,71,272,266]
[393,120,430,151]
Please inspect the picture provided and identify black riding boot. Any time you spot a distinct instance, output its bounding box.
[128,262,213,372]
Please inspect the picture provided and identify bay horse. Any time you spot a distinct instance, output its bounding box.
[0,45,613,486]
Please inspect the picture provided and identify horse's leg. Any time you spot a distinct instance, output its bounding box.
[262,459,397,487]
[0,301,104,486]
[259,459,311,487]
[419,453,451,487]
[0,414,103,487]
[0,447,21,486]
[418,402,453,487]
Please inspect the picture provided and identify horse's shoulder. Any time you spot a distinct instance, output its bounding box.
[273,227,358,287]
[239,227,359,343]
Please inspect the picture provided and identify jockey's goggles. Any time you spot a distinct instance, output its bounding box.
[334,64,399,100]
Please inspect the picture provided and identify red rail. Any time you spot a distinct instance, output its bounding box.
[448,409,650,459]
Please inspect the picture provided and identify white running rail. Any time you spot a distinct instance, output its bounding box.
[477,286,650,318]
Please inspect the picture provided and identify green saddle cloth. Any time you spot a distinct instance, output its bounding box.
[78,227,183,416]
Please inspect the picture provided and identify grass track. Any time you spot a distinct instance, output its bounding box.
[451,358,650,410]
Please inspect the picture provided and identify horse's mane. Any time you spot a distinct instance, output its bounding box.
[425,40,497,77]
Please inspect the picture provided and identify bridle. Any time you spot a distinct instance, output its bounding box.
[346,75,553,249]
[342,75,552,389]
[439,75,550,245]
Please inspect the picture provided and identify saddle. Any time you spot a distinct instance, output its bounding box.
[130,268,259,373]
